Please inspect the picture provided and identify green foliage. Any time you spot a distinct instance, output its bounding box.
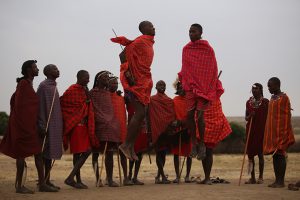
[0,112,9,136]
[224,122,246,142]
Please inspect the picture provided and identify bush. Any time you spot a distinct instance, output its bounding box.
[0,112,9,136]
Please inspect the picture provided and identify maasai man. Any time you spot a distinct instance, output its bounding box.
[90,72,120,187]
[171,80,193,183]
[0,60,57,193]
[149,80,176,184]
[37,64,63,190]
[61,70,98,189]
[111,21,155,160]
[110,77,134,186]
[244,83,269,184]
[178,24,221,160]
[264,77,295,188]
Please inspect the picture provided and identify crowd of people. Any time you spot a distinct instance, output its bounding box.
[0,21,296,194]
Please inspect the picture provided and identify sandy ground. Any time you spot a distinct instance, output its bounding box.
[0,153,299,200]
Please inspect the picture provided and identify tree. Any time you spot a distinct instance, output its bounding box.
[0,112,9,136]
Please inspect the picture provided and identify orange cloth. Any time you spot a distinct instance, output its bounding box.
[263,93,295,155]
[171,95,192,156]
[149,93,176,144]
[111,93,127,143]
[111,35,155,105]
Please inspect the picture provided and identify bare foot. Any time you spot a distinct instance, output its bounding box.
[119,144,133,161]
[16,186,34,194]
[256,178,264,184]
[123,178,134,186]
[132,178,144,185]
[245,178,256,184]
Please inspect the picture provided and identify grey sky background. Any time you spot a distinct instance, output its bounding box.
[0,0,299,116]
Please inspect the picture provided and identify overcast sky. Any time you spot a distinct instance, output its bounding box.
[0,0,299,116]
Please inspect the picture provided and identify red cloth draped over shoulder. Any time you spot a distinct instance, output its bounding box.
[178,40,222,102]
[111,35,154,105]
[263,93,295,155]
[60,84,99,148]
[111,93,127,143]
[149,93,176,144]
[0,79,41,159]
[171,95,192,156]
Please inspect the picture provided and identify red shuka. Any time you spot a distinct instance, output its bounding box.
[171,95,192,156]
[178,40,222,102]
[0,79,41,159]
[149,93,176,144]
[111,35,155,105]
[60,84,99,149]
[111,93,127,143]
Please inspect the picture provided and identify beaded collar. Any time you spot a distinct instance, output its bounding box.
[249,96,263,108]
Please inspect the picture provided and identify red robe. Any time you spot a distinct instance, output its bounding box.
[149,93,176,144]
[111,35,155,105]
[263,93,295,155]
[171,95,192,156]
[60,84,99,149]
[111,92,127,143]
[178,40,223,102]
[0,79,41,159]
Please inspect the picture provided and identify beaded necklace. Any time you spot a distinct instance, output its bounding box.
[250,96,263,108]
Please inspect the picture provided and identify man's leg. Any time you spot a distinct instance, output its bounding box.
[15,159,34,194]
[120,101,145,160]
[185,157,193,182]
[187,109,197,158]
[34,153,58,192]
[198,147,213,185]
[132,153,144,185]
[257,153,264,183]
[92,153,100,184]
[44,158,60,189]
[105,150,119,187]
[65,151,90,189]
[173,155,180,183]
[245,155,256,184]
[268,153,285,188]
[120,151,133,186]
[196,110,206,160]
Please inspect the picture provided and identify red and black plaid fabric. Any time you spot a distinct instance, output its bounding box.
[60,84,99,149]
[178,40,220,102]
[111,35,155,105]
[196,98,232,148]
[149,93,176,143]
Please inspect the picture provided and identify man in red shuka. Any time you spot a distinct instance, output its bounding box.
[178,23,221,160]
[111,21,155,161]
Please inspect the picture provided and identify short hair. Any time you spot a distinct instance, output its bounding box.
[17,60,37,82]
[191,23,203,34]
[269,77,281,87]
[43,64,55,76]
[77,70,88,79]
[139,21,150,33]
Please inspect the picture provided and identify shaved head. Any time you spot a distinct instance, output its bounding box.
[139,21,155,36]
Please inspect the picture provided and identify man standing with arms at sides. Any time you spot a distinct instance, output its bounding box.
[61,70,99,189]
[178,24,220,160]
[264,77,295,188]
[111,21,155,160]
[0,60,57,193]
[37,64,63,190]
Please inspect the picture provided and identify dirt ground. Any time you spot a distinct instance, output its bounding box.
[0,153,299,200]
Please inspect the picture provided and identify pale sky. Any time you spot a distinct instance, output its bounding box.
[0,0,299,116]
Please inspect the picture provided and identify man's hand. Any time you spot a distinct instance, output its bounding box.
[119,49,127,64]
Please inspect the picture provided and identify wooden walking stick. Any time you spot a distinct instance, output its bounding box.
[179,157,186,180]
[97,142,108,187]
[238,117,253,186]
[117,147,123,186]
[42,87,57,151]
